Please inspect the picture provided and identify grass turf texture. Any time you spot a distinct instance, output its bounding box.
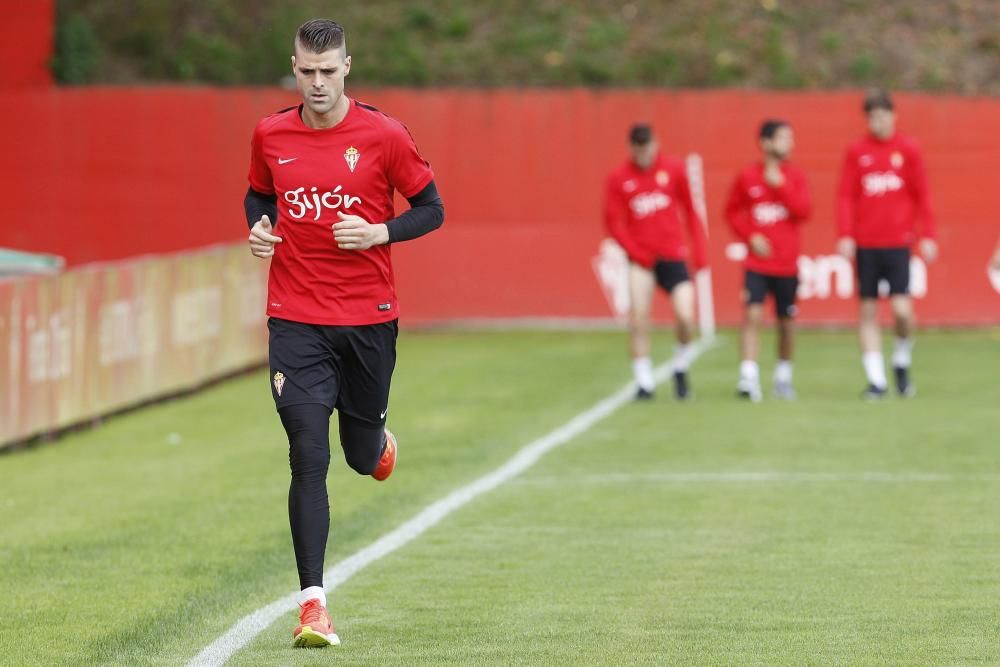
[0,329,997,665]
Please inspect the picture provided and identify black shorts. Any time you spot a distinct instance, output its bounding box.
[856,247,910,298]
[653,260,691,293]
[267,317,397,426]
[744,270,799,318]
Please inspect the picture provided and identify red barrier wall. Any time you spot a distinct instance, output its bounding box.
[1,0,53,88]
[2,87,999,325]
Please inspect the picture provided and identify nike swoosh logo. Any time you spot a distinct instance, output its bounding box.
[380,408,388,419]
[277,157,297,165]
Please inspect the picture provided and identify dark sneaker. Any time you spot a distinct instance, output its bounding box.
[894,366,916,398]
[861,383,888,401]
[635,387,655,401]
[673,371,691,400]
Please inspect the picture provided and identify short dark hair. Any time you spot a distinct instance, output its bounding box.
[759,119,789,140]
[295,19,346,54]
[629,123,653,146]
[863,88,894,113]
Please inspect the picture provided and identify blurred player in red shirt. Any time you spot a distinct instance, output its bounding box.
[725,119,811,401]
[836,89,937,399]
[604,124,708,400]
[244,19,444,647]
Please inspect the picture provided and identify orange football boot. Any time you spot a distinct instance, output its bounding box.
[371,429,397,481]
[293,598,340,647]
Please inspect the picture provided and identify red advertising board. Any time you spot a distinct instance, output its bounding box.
[0,245,268,447]
[1,88,998,325]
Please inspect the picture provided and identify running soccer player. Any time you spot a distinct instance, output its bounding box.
[603,123,708,400]
[244,19,444,647]
[725,119,811,401]
[836,89,937,399]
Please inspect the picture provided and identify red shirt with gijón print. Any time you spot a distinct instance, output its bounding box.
[248,99,434,325]
[836,132,936,248]
[603,154,708,270]
[724,162,811,277]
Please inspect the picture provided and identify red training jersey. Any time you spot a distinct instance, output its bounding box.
[603,154,708,270]
[248,99,434,325]
[836,132,935,248]
[724,162,811,277]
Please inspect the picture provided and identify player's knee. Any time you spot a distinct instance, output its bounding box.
[343,446,380,476]
[859,299,879,320]
[890,296,912,318]
[289,433,330,475]
[338,417,386,476]
[628,308,651,328]
[279,404,333,480]
[676,310,696,331]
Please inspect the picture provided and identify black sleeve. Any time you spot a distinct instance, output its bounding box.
[244,187,278,230]
[386,180,445,243]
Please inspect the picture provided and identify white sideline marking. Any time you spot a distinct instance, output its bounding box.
[187,340,710,666]
[518,471,1000,485]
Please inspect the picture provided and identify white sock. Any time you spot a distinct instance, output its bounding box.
[862,351,887,389]
[673,343,694,372]
[299,586,326,607]
[892,337,913,369]
[774,360,793,384]
[739,360,759,382]
[632,357,654,391]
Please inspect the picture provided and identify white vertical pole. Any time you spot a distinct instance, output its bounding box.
[685,152,716,341]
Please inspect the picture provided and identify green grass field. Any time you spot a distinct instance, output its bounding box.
[1,329,998,666]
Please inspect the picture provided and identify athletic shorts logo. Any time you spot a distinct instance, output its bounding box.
[273,371,286,396]
[378,303,391,312]
[344,146,360,173]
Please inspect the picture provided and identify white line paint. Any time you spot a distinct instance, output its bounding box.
[187,340,711,666]
[516,471,1000,485]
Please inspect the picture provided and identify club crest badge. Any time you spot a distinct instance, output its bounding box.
[273,371,286,396]
[344,146,360,173]
[656,170,670,187]
[890,151,904,169]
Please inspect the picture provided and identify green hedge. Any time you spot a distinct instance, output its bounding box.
[55,0,1000,92]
